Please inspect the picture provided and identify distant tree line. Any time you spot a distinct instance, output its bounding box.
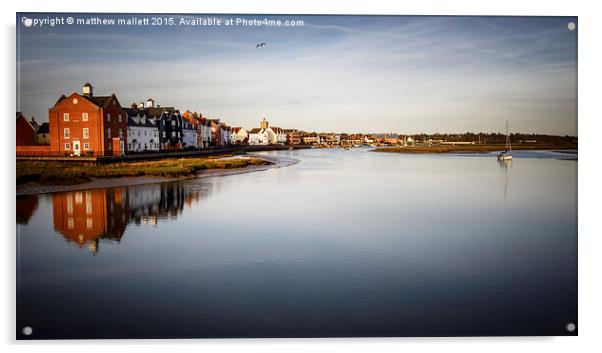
[409,132,577,145]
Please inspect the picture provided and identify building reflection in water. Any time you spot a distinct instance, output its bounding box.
[16,195,39,225]
[50,181,211,253]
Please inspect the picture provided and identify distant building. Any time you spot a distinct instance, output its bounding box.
[303,135,320,145]
[37,122,50,144]
[208,119,223,147]
[182,117,197,149]
[231,127,248,144]
[271,126,287,145]
[248,128,270,145]
[284,129,302,145]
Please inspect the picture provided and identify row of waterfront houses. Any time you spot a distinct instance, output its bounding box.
[15,83,421,157]
[16,83,239,157]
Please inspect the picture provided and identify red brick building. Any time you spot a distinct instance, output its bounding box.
[49,83,127,156]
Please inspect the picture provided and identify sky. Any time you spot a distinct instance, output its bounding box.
[16,14,577,135]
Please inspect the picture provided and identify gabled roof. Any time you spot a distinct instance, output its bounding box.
[82,95,114,108]
[51,92,120,109]
[248,128,263,134]
[231,127,243,134]
[38,122,49,133]
[123,107,140,117]
[16,112,35,131]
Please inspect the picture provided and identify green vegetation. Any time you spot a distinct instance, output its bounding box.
[372,143,578,154]
[16,156,272,186]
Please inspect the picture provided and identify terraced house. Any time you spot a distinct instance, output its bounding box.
[124,107,160,152]
[48,83,127,156]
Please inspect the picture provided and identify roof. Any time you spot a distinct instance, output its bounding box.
[231,127,242,133]
[16,112,35,131]
[38,122,49,133]
[123,108,141,117]
[248,128,263,134]
[82,95,113,107]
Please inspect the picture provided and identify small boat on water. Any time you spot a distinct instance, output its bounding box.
[497,120,513,161]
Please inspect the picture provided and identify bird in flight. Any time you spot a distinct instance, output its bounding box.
[256,42,267,48]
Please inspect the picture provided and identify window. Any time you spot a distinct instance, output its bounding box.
[84,143,89,150]
[108,143,112,150]
[82,112,88,121]
[118,114,122,122]
[86,218,93,229]
[107,113,111,122]
[83,128,89,139]
[107,128,111,137]
[63,113,69,121]
[162,131,166,138]
[64,128,70,138]
[64,142,71,150]
[171,120,175,127]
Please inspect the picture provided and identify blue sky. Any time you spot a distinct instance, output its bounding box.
[16,14,577,135]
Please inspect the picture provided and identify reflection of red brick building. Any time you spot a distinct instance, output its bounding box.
[52,188,129,253]
[49,83,127,156]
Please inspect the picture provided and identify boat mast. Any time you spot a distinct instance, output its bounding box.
[505,120,511,152]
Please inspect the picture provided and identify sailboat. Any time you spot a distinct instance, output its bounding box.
[497,120,513,161]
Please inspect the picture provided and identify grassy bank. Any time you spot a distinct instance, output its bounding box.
[371,144,577,154]
[17,156,272,186]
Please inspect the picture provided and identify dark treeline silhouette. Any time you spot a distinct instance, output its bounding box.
[409,132,577,145]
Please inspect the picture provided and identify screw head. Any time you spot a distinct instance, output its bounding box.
[22,326,33,336]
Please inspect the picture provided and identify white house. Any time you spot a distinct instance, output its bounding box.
[221,125,232,145]
[231,127,248,144]
[271,126,287,145]
[125,108,159,153]
[248,128,270,145]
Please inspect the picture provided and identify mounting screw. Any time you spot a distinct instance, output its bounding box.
[566,322,576,332]
[22,326,33,336]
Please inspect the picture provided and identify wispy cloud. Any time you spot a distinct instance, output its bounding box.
[16,14,577,135]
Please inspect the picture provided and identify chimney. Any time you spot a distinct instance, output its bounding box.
[145,98,155,108]
[138,102,144,109]
[131,103,138,109]
[82,83,93,97]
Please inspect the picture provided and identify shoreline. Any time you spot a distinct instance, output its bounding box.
[16,153,300,196]
[371,145,578,154]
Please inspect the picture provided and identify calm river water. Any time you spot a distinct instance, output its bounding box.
[16,148,577,338]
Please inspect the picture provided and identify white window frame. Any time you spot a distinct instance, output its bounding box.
[82,112,88,121]
[64,142,71,150]
[83,142,90,150]
[63,113,69,121]
[83,128,89,139]
[64,128,70,138]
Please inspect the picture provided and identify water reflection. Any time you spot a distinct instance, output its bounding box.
[498,159,512,200]
[16,195,38,225]
[48,181,211,253]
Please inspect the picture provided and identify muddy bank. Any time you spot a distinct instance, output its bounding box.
[16,153,299,196]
